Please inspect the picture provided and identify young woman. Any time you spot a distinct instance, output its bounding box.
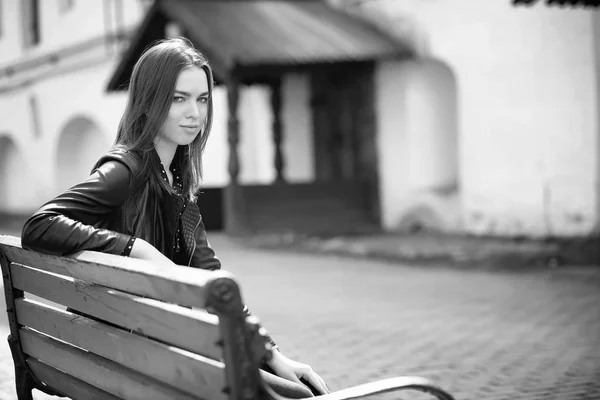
[21,37,328,399]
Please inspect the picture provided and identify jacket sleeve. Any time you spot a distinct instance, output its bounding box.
[191,222,279,350]
[189,218,221,271]
[21,160,136,256]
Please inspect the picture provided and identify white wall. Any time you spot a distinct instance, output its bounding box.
[281,73,314,183]
[594,11,600,236]
[202,86,230,187]
[55,116,113,194]
[0,0,22,63]
[367,0,599,237]
[39,0,143,51]
[9,0,596,238]
[0,136,37,212]
[0,71,314,210]
[375,59,461,233]
[0,91,43,211]
[239,85,275,185]
[205,73,314,187]
[0,0,143,205]
[0,67,315,213]
[0,60,127,201]
[0,0,317,213]
[0,0,144,66]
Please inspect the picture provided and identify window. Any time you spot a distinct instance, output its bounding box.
[23,0,40,48]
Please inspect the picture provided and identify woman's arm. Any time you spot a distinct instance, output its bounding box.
[189,218,221,271]
[188,215,279,349]
[189,216,328,394]
[129,237,177,266]
[21,160,137,257]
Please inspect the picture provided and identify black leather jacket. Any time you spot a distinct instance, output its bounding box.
[21,147,218,269]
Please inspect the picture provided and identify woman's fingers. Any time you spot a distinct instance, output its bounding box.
[304,371,329,395]
[280,369,304,385]
[316,374,329,394]
[266,352,330,395]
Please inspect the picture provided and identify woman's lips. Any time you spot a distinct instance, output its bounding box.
[181,125,200,134]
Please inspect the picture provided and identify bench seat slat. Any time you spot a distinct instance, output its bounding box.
[11,263,222,359]
[0,236,231,309]
[20,328,206,400]
[27,358,121,400]
[16,298,228,399]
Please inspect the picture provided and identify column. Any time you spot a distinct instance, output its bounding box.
[224,74,247,234]
[271,78,285,183]
[227,76,240,185]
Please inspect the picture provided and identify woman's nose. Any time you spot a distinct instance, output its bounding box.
[187,103,200,119]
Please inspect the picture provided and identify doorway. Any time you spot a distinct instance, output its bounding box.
[310,62,379,221]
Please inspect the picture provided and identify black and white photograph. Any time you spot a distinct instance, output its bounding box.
[0,0,599,399]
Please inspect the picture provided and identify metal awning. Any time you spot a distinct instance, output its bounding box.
[107,0,412,91]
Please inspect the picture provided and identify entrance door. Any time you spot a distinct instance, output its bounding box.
[310,62,376,181]
[310,62,380,222]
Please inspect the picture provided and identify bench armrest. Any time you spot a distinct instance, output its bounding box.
[315,377,455,400]
[265,376,455,400]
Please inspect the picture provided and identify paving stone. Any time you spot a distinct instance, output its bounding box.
[0,232,598,399]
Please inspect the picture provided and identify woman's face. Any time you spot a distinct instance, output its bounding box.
[157,66,209,148]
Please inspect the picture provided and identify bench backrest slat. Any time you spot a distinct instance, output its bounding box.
[20,328,207,400]
[11,262,222,359]
[27,358,122,400]
[0,236,224,308]
[16,298,227,399]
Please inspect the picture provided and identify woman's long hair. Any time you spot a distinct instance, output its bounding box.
[113,37,214,202]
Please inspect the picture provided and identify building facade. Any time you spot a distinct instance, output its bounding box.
[342,0,600,238]
[0,0,598,238]
[0,0,314,217]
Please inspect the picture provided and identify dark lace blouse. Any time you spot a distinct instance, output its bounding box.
[120,158,185,259]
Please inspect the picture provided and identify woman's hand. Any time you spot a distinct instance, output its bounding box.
[267,350,329,395]
[129,238,177,266]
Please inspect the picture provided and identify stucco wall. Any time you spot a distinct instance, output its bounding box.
[0,71,314,214]
[0,60,128,206]
[0,136,37,212]
[0,0,22,62]
[0,1,316,213]
[38,0,143,51]
[0,69,315,205]
[0,0,144,65]
[3,0,597,238]
[178,74,314,187]
[207,73,314,186]
[375,59,461,233]
[281,73,315,183]
[368,0,599,237]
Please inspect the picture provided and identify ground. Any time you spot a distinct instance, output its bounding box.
[0,231,599,399]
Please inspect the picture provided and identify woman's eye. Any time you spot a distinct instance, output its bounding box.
[198,97,209,104]
[173,96,185,103]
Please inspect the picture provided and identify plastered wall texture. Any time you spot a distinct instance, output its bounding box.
[363,0,599,238]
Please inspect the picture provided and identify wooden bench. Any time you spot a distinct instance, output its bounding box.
[0,235,456,400]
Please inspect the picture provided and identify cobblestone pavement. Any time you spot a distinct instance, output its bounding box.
[0,232,599,399]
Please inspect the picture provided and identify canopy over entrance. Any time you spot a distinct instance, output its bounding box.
[107,0,413,235]
[107,0,412,89]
